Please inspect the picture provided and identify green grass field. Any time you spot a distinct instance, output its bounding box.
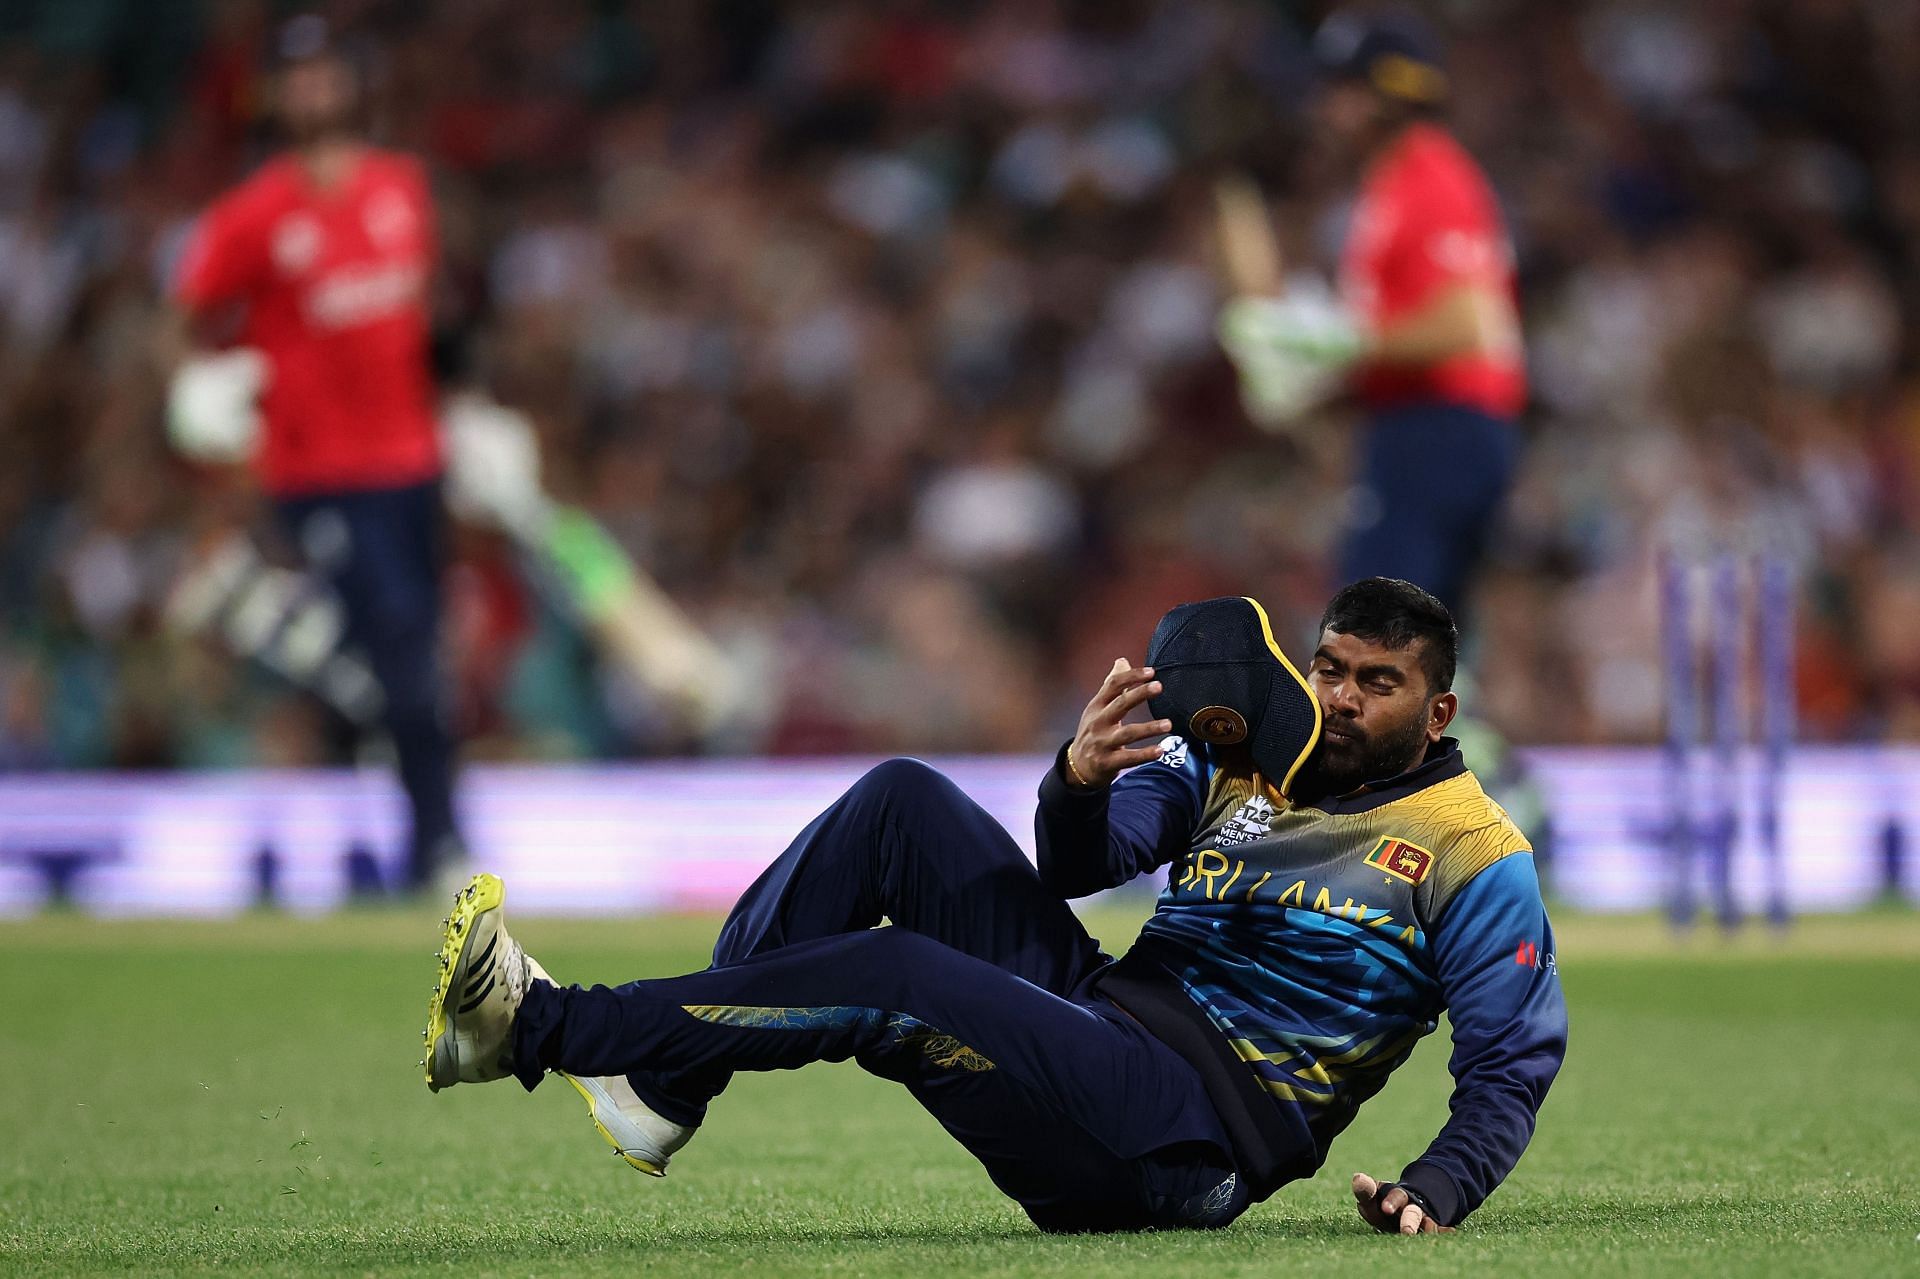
[3,906,1918,1277]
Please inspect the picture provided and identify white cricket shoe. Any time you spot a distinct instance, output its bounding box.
[422,873,538,1092]
[560,1072,695,1177]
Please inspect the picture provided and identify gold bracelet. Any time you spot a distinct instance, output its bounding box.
[1065,743,1093,789]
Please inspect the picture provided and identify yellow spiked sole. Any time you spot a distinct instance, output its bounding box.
[423,873,506,1091]
[562,1073,667,1176]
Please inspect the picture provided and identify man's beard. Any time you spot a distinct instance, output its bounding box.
[1289,707,1431,802]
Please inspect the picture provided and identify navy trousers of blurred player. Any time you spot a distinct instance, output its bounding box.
[509,759,1247,1233]
[276,479,458,890]
[1342,403,1518,623]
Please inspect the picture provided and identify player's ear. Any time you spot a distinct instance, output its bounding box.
[1426,690,1458,741]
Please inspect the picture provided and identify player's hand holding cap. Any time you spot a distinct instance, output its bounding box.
[1144,596,1322,798]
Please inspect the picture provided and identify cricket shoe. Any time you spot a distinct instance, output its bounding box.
[560,1072,694,1177]
[422,873,539,1092]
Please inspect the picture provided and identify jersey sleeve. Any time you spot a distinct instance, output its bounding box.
[174,190,269,313]
[1034,736,1206,898]
[1397,851,1566,1225]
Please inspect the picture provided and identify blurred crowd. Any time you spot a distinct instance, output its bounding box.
[2,0,1919,772]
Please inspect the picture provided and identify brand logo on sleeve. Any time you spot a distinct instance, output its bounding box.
[1515,941,1557,973]
[1364,837,1433,886]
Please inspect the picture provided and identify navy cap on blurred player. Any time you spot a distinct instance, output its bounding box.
[268,13,364,145]
[1313,7,1448,106]
[275,12,334,64]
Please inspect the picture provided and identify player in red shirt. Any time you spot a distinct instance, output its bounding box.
[1218,9,1523,621]
[170,17,460,890]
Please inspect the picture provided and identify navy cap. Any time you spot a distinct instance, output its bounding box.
[1314,8,1448,104]
[1145,597,1322,798]
[275,13,334,65]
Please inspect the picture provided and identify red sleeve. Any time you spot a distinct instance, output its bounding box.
[174,189,269,313]
[1379,160,1508,316]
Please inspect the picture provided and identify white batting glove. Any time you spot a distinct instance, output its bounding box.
[442,392,549,536]
[167,349,267,463]
[1218,288,1363,431]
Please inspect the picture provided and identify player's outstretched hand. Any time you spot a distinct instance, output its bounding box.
[1351,1173,1453,1236]
[1066,659,1172,790]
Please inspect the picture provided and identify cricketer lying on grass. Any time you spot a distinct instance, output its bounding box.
[422,579,1566,1237]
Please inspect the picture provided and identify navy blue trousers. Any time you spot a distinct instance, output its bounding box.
[1342,402,1519,623]
[511,759,1247,1233]
[276,479,457,889]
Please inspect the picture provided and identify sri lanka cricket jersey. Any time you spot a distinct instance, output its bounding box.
[1036,735,1566,1224]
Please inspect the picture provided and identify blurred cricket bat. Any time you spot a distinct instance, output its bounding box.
[1214,174,1283,299]
[442,394,742,736]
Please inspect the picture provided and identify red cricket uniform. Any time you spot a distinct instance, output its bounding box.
[1340,123,1525,418]
[175,149,441,496]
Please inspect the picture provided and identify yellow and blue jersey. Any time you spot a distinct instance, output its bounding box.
[1037,734,1566,1223]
